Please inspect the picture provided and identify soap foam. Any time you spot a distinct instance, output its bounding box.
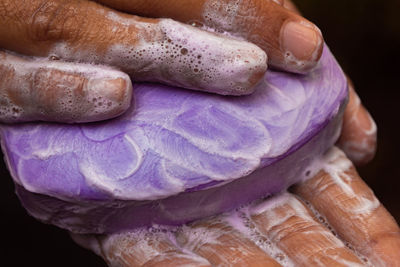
[49,16,267,96]
[203,0,242,33]
[301,198,373,266]
[0,51,132,123]
[339,91,377,164]
[225,208,294,266]
[99,226,210,266]
[318,147,380,215]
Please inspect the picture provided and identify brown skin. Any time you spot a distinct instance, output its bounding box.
[0,0,376,160]
[337,80,377,165]
[176,221,281,266]
[251,195,364,266]
[74,1,385,266]
[95,0,323,73]
[0,0,322,80]
[74,147,400,267]
[0,51,132,123]
[0,0,322,94]
[97,233,212,266]
[2,0,388,265]
[0,0,154,56]
[293,161,400,265]
[280,0,377,164]
[0,0,271,123]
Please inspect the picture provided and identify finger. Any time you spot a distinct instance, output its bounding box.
[337,80,377,165]
[0,0,267,96]
[96,0,323,74]
[250,192,364,266]
[0,50,132,123]
[292,147,400,266]
[281,1,378,165]
[176,219,281,266]
[72,231,212,267]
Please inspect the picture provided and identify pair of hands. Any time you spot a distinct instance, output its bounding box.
[1,0,396,266]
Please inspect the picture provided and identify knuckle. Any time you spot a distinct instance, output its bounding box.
[30,68,88,119]
[27,0,83,42]
[234,0,284,39]
[0,54,16,90]
[32,68,86,100]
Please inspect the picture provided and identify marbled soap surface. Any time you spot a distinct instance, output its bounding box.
[0,46,347,233]
[0,46,346,201]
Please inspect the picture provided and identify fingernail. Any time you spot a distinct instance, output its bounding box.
[85,76,133,121]
[281,21,322,61]
[88,77,131,103]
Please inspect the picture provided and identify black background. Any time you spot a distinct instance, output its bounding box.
[1,1,399,266]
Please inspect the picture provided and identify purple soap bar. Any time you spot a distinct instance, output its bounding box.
[0,47,347,234]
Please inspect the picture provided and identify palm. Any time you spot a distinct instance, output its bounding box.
[74,147,400,266]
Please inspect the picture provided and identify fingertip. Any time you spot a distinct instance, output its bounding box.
[280,20,324,73]
[338,84,377,165]
[222,47,268,96]
[82,73,133,123]
[34,64,135,124]
[148,19,268,96]
[0,52,134,124]
[338,109,377,166]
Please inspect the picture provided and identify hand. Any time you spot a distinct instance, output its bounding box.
[0,0,375,162]
[275,0,377,165]
[0,0,324,123]
[71,1,385,266]
[73,147,400,266]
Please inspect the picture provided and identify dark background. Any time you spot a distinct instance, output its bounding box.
[1,1,399,266]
